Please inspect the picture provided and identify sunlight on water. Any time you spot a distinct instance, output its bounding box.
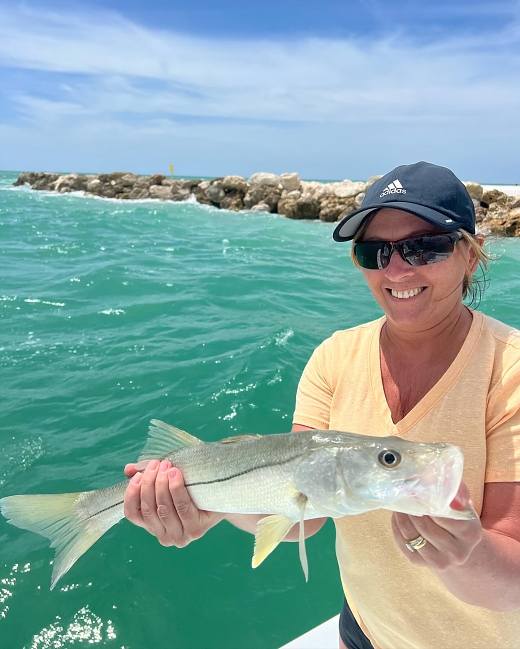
[29,606,117,648]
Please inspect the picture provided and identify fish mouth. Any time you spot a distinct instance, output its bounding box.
[393,449,464,514]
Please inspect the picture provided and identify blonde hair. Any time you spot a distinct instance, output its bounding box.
[349,215,492,304]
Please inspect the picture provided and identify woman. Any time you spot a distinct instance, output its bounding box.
[124,162,520,649]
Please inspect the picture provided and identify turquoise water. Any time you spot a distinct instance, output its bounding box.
[0,171,519,649]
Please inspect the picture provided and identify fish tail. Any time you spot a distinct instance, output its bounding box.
[0,480,127,589]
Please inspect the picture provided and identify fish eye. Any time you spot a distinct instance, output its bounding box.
[378,449,401,469]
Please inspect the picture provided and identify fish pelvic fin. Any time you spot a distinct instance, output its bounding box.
[297,493,309,582]
[0,481,126,589]
[138,419,203,464]
[252,514,294,570]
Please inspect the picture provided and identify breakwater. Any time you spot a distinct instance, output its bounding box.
[14,171,520,235]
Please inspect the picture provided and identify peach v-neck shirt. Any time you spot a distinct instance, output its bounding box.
[293,310,520,649]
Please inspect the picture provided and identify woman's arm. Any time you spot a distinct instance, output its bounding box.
[392,481,520,611]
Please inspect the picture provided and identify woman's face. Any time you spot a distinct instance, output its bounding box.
[359,209,478,330]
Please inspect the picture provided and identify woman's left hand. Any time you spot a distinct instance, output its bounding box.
[391,482,484,571]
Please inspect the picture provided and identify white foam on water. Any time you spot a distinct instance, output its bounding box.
[99,308,126,315]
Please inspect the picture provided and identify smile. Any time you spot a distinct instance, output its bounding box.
[390,287,424,299]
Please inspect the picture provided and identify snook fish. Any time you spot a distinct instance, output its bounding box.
[0,420,474,589]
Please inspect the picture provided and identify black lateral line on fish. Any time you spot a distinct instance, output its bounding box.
[184,457,298,487]
[78,501,123,523]
[79,455,304,522]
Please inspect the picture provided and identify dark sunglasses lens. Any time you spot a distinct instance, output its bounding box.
[400,235,456,266]
[354,242,389,269]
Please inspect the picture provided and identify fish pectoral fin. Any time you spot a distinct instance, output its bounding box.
[297,493,309,582]
[252,514,295,569]
[138,420,203,463]
[218,434,263,445]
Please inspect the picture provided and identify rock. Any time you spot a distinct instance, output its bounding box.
[120,173,137,187]
[474,206,487,224]
[277,196,299,217]
[510,195,520,209]
[464,181,484,201]
[149,185,173,200]
[334,181,366,199]
[191,183,213,205]
[284,190,301,199]
[365,175,383,188]
[13,171,35,186]
[243,185,266,209]
[86,178,102,192]
[127,186,149,200]
[54,174,79,193]
[280,197,320,220]
[206,182,226,204]
[280,173,301,192]
[171,188,191,202]
[149,174,166,186]
[481,188,509,207]
[32,174,59,190]
[318,197,355,223]
[181,179,203,190]
[222,175,248,193]
[483,204,520,236]
[248,172,280,188]
[354,192,365,209]
[250,202,271,213]
[221,194,244,211]
[261,188,281,212]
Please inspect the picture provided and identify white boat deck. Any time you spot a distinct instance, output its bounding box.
[279,615,339,649]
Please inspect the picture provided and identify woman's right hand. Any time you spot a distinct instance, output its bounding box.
[124,460,224,547]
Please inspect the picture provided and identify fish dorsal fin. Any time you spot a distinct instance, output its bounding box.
[138,419,203,462]
[252,514,294,569]
[218,434,263,445]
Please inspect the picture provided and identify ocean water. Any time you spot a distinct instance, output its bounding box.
[1,170,519,649]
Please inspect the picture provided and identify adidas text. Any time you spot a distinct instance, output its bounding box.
[380,179,406,197]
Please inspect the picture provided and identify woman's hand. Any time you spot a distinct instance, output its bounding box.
[124,459,224,547]
[391,482,483,571]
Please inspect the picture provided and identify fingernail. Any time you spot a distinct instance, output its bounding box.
[168,468,177,480]
[148,460,159,471]
[159,460,169,473]
[131,473,142,485]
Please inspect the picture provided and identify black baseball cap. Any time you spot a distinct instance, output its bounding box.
[333,161,476,242]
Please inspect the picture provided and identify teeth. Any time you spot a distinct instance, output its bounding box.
[391,287,424,299]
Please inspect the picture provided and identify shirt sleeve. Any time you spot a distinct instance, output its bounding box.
[293,337,335,430]
[485,358,520,483]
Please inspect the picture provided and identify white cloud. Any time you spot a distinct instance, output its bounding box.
[0,3,520,179]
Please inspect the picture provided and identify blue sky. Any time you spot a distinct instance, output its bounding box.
[1,1,520,181]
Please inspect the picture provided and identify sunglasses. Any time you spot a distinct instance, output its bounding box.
[353,232,463,270]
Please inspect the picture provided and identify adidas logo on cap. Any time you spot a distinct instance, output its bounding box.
[380,179,406,197]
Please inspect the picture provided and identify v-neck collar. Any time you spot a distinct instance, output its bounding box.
[369,310,484,435]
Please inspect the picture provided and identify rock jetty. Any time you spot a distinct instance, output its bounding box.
[13,171,520,236]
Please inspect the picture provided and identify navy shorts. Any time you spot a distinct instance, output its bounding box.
[339,598,374,649]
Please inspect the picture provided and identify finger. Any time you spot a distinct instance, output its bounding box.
[124,463,138,478]
[124,472,145,527]
[155,461,183,545]
[449,481,471,511]
[140,459,167,538]
[393,512,422,546]
[391,514,427,565]
[169,469,206,538]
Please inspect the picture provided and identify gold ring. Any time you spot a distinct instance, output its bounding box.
[405,535,427,552]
